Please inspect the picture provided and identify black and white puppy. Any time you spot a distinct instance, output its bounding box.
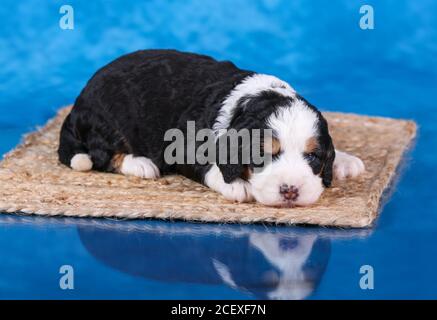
[58,49,364,207]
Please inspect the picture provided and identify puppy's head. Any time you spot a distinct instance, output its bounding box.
[249,97,335,207]
[215,76,335,207]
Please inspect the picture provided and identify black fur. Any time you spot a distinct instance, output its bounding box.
[59,49,252,182]
[58,49,334,188]
[296,95,336,187]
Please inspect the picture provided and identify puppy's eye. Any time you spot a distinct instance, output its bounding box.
[305,153,318,162]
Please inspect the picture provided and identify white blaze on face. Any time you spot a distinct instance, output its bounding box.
[213,74,296,136]
[249,100,324,206]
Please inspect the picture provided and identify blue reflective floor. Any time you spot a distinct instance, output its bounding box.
[0,0,436,299]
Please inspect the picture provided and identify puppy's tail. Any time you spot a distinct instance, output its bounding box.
[58,113,93,172]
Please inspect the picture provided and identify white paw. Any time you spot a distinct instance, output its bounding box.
[120,154,160,179]
[220,178,253,203]
[70,153,93,172]
[205,164,253,202]
[334,150,365,180]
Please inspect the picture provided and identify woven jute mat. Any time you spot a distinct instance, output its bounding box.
[0,106,416,228]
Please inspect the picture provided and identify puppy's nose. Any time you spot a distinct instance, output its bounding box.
[279,184,299,201]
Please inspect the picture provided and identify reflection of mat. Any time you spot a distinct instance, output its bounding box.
[0,106,416,228]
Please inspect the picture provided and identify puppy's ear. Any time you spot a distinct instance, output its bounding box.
[218,162,245,183]
[215,133,245,183]
[322,143,335,187]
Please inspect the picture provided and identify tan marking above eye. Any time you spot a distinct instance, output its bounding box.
[263,137,281,155]
[305,136,319,154]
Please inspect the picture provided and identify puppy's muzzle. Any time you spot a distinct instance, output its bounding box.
[279,183,299,201]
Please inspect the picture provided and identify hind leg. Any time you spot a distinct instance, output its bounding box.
[65,126,160,179]
[111,154,160,179]
[70,150,160,179]
[61,107,159,178]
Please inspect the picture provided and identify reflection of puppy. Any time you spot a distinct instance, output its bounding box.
[213,234,327,300]
[249,234,318,300]
[59,49,364,207]
[77,222,331,300]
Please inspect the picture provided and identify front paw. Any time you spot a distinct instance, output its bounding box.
[219,178,254,203]
[334,150,365,180]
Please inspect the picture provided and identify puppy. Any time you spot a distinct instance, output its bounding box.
[58,49,364,207]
